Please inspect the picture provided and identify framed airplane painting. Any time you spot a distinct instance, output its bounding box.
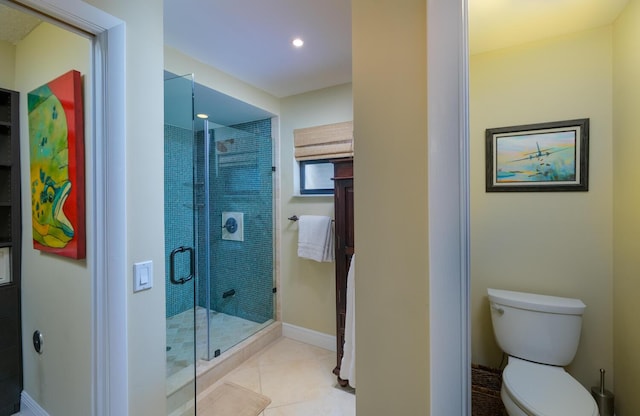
[485,118,589,192]
[28,70,86,259]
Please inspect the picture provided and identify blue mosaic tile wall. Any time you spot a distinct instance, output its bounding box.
[165,119,274,323]
[164,124,196,318]
[201,118,274,324]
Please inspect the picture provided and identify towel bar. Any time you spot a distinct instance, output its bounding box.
[288,215,334,222]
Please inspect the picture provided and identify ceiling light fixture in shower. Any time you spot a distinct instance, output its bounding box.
[292,38,304,48]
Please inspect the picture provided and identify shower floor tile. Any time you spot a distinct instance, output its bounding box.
[166,307,273,378]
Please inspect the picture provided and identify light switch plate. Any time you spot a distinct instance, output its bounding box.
[133,261,153,292]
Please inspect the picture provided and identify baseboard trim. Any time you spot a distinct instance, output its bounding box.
[282,323,336,352]
[21,391,49,416]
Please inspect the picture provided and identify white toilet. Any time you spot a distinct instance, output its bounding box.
[488,288,600,416]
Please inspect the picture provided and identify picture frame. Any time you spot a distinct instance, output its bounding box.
[28,70,86,259]
[485,118,589,192]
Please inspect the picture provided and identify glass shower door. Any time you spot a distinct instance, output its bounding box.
[164,73,197,416]
[197,118,275,360]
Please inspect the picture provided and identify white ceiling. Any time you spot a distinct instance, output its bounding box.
[164,0,628,99]
[0,1,630,124]
[163,0,352,99]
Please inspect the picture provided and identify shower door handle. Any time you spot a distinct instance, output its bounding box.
[170,246,195,285]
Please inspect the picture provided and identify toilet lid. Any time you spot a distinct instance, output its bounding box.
[503,358,599,416]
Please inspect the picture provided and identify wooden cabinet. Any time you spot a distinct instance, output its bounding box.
[331,158,353,387]
[0,87,22,416]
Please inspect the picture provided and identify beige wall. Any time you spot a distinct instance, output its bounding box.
[613,1,640,414]
[279,84,352,334]
[470,26,614,388]
[14,23,93,416]
[353,0,430,413]
[12,0,167,413]
[85,1,167,415]
[0,40,15,89]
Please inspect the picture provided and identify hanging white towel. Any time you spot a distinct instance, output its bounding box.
[340,254,356,388]
[297,215,334,262]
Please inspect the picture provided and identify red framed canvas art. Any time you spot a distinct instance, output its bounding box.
[28,70,86,259]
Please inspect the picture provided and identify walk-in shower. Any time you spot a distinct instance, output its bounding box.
[163,73,276,414]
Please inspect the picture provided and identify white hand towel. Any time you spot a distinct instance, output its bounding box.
[297,215,334,262]
[340,254,356,387]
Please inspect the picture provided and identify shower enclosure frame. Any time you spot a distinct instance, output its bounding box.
[201,119,213,360]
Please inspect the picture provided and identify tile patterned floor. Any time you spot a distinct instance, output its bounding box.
[14,336,355,416]
[166,307,273,378]
[198,337,356,416]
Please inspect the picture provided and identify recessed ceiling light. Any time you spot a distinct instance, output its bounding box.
[292,38,304,48]
[196,113,209,119]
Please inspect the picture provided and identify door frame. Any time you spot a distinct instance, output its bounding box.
[427,0,471,414]
[13,1,127,415]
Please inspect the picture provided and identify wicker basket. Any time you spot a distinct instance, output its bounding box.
[472,364,506,416]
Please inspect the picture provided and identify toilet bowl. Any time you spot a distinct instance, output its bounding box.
[501,357,599,416]
[488,288,599,416]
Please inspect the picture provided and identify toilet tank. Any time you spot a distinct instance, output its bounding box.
[488,288,586,366]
